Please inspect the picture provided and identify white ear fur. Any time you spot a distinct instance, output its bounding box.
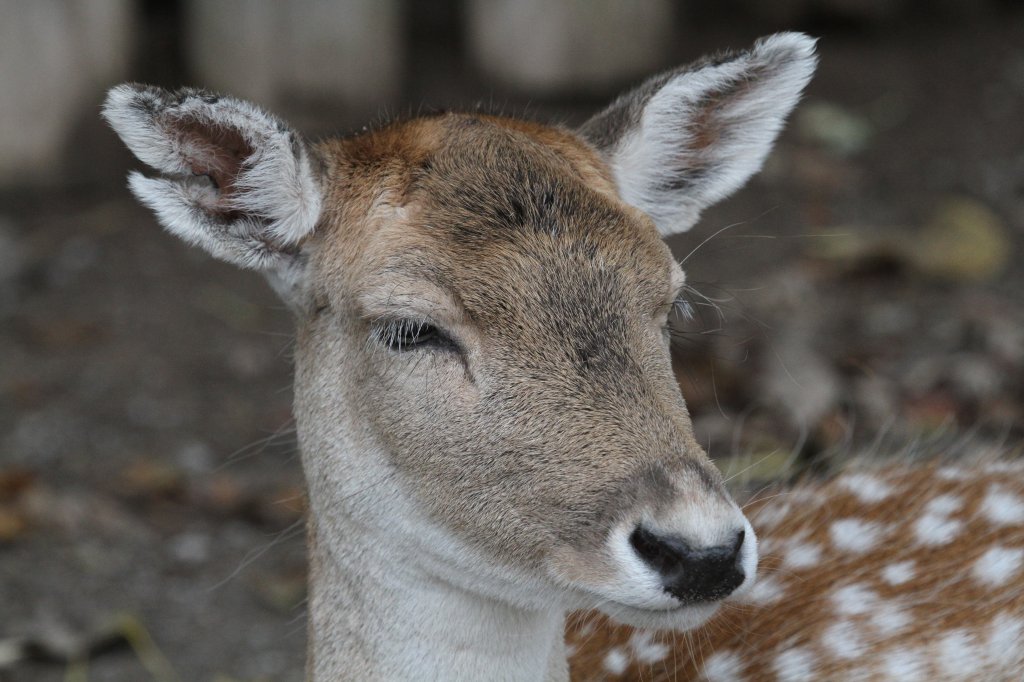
[102,84,323,270]
[580,33,817,236]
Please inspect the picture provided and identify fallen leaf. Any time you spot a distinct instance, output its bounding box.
[911,197,1011,281]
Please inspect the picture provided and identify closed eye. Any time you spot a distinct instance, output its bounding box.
[370,318,460,353]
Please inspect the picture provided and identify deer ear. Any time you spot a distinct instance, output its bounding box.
[102,84,323,271]
[580,33,817,236]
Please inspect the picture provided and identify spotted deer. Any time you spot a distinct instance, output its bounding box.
[101,32,1024,681]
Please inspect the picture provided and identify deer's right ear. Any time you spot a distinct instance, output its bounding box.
[102,84,323,273]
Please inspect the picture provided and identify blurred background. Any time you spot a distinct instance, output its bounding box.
[1,1,1022,680]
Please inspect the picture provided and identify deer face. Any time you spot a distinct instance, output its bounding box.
[298,116,755,627]
[103,33,816,631]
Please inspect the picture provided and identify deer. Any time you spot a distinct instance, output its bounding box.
[101,32,1024,681]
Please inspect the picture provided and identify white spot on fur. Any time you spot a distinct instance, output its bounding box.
[744,576,786,605]
[753,502,790,530]
[880,648,926,681]
[988,612,1024,669]
[936,629,980,677]
[882,560,916,586]
[757,537,779,555]
[924,494,963,516]
[984,462,1024,474]
[973,546,1024,586]
[830,518,885,553]
[603,647,629,675]
[871,602,910,635]
[822,620,865,660]
[701,649,744,681]
[937,466,969,481]
[981,487,1024,526]
[628,631,668,664]
[914,514,963,545]
[784,541,822,569]
[832,584,878,616]
[772,647,815,681]
[840,473,893,503]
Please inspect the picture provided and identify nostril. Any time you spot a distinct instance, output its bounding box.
[629,525,746,604]
[732,529,745,554]
[629,526,688,577]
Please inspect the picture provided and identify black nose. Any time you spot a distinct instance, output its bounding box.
[629,526,746,603]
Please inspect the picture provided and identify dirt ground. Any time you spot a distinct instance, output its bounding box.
[2,10,1023,682]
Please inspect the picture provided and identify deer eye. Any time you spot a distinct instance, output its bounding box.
[371,318,457,353]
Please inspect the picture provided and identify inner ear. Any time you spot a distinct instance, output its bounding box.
[175,118,253,195]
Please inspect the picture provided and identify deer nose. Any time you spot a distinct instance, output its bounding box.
[629,526,747,603]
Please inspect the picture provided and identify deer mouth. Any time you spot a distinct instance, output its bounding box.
[594,596,725,631]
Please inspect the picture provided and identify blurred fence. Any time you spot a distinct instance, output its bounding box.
[0,0,1007,188]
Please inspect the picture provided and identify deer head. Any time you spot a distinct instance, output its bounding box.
[104,33,816,680]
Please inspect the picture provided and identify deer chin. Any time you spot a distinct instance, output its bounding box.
[595,599,723,631]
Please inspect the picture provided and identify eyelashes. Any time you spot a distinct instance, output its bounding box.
[661,294,696,344]
[370,318,458,353]
[671,296,695,322]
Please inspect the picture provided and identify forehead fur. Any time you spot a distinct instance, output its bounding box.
[314,112,676,317]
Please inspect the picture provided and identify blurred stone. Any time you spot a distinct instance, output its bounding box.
[6,408,85,464]
[170,531,211,565]
[176,441,215,475]
[0,1,135,184]
[986,314,1024,366]
[466,0,674,93]
[864,300,915,337]
[797,101,874,157]
[947,352,1002,401]
[125,393,191,430]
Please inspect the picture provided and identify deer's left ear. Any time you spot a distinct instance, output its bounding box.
[580,33,817,236]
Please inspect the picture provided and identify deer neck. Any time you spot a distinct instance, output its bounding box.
[301,449,570,682]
